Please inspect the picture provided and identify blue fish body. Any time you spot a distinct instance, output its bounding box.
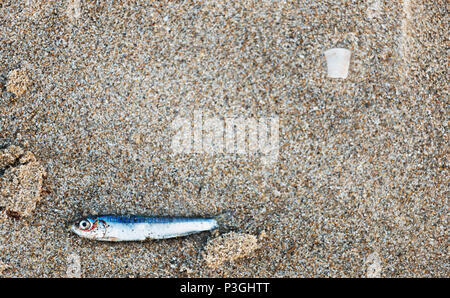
[70,215,218,241]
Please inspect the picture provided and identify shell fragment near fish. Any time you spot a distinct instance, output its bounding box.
[324,48,352,79]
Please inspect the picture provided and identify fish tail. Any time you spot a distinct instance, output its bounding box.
[204,218,219,230]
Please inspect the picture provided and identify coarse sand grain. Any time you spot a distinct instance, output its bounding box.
[0,259,10,276]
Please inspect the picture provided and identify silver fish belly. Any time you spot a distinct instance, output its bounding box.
[69,215,218,241]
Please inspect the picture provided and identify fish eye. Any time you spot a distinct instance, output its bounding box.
[79,220,91,230]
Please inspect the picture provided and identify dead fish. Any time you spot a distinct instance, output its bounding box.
[69,215,218,242]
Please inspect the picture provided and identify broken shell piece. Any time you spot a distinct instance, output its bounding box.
[324,48,351,79]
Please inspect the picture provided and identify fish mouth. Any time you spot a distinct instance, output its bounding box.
[68,223,77,233]
[67,217,82,233]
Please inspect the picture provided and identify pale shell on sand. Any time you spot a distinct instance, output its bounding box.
[324,48,352,79]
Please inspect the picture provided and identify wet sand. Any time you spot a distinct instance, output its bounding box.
[0,1,448,277]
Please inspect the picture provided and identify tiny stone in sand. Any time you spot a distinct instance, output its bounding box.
[0,259,10,276]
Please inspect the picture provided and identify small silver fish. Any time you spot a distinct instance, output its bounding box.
[69,215,218,242]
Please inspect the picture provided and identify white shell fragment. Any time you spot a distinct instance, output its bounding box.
[324,48,352,79]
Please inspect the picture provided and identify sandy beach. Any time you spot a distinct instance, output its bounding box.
[0,1,448,277]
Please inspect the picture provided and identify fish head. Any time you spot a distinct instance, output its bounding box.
[69,216,107,240]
